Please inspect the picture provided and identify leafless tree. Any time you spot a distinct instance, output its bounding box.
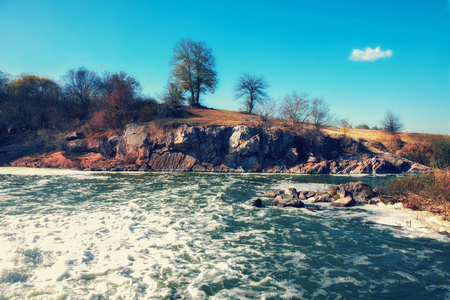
[60,67,101,119]
[310,97,333,132]
[279,91,311,130]
[380,111,404,134]
[234,73,269,114]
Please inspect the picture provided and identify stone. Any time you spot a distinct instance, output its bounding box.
[312,193,333,203]
[330,196,356,207]
[249,198,263,207]
[368,197,381,205]
[272,195,305,208]
[338,181,373,203]
[327,186,338,196]
[263,190,284,198]
[65,131,84,141]
[305,205,321,212]
[284,188,298,197]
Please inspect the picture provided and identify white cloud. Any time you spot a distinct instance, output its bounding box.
[349,47,393,62]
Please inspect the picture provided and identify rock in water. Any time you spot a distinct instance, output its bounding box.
[263,190,284,198]
[337,181,373,203]
[284,188,298,197]
[330,196,356,207]
[249,198,263,208]
[271,195,305,208]
[312,194,333,203]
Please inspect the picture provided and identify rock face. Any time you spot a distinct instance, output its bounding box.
[7,123,432,174]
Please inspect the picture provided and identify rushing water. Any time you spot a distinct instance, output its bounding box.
[0,168,448,299]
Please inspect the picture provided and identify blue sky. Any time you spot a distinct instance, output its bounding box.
[1,0,449,134]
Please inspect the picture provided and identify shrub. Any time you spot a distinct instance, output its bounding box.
[380,170,450,220]
[398,143,432,165]
[355,124,369,130]
[383,134,404,153]
[428,136,450,169]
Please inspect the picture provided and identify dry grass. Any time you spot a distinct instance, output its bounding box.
[380,169,450,220]
[176,108,264,127]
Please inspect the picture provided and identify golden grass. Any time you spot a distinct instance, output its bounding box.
[144,107,447,152]
[168,108,265,127]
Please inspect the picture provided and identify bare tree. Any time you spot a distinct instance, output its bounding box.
[234,73,269,114]
[380,111,404,134]
[279,91,310,129]
[310,97,332,132]
[171,39,217,107]
[60,67,101,119]
[340,118,352,136]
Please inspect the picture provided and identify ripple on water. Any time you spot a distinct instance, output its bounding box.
[0,171,449,299]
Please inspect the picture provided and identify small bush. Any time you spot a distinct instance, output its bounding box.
[398,143,432,165]
[428,136,450,169]
[380,170,450,220]
[383,134,404,153]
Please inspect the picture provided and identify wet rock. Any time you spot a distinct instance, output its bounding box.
[263,190,284,198]
[305,205,321,212]
[272,195,305,208]
[249,198,263,207]
[312,193,333,203]
[330,196,356,207]
[327,186,338,196]
[284,188,298,197]
[337,181,373,203]
[299,191,317,200]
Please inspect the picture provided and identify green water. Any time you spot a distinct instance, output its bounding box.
[0,169,448,299]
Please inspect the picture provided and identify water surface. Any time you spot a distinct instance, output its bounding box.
[0,169,448,299]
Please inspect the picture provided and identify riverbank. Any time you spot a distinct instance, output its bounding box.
[4,123,432,175]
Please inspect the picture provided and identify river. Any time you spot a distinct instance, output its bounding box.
[0,168,448,299]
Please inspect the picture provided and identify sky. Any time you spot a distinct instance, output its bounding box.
[0,0,449,135]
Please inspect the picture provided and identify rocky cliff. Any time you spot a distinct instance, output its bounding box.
[8,123,431,174]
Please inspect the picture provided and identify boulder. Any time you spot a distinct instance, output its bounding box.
[263,190,284,198]
[249,198,263,208]
[327,186,338,196]
[298,191,316,200]
[330,196,356,207]
[338,181,373,203]
[272,195,305,208]
[312,193,333,203]
[284,188,298,197]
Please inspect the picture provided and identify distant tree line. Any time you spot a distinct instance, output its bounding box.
[0,68,159,137]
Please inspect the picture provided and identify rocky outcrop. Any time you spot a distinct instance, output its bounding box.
[7,123,432,174]
[262,181,378,210]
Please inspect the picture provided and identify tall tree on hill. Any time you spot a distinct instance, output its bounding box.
[234,73,269,114]
[170,39,217,107]
[380,111,404,134]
